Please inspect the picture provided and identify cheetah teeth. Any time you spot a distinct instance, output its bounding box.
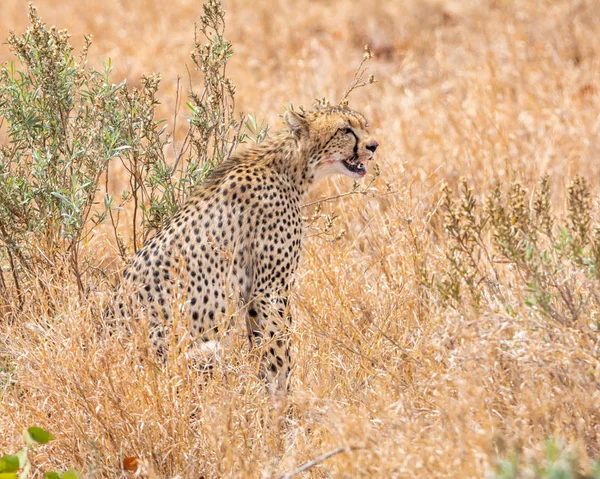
[342,159,366,173]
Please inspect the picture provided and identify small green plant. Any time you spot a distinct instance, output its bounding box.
[491,438,600,479]
[0,426,78,478]
[439,175,600,326]
[184,0,245,189]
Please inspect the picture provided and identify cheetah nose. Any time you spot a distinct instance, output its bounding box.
[366,141,379,153]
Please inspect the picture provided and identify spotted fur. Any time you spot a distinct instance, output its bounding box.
[113,105,378,390]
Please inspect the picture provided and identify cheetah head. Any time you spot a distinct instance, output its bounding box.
[284,106,378,182]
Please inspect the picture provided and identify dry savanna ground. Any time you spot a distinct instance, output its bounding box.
[1,0,600,477]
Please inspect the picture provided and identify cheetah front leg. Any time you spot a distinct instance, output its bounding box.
[247,294,292,392]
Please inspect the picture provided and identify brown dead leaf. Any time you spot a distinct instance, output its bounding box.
[122,456,139,472]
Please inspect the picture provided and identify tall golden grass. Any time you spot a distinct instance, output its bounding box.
[1,0,600,477]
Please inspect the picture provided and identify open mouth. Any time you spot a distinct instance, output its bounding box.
[342,155,366,176]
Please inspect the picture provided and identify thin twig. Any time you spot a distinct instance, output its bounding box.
[302,189,374,209]
[171,75,182,158]
[302,187,396,209]
[172,124,193,172]
[275,447,346,479]
[185,63,195,94]
[225,118,245,162]
[2,244,22,311]
[339,45,375,104]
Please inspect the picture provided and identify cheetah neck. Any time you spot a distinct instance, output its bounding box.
[246,131,315,197]
[198,131,317,199]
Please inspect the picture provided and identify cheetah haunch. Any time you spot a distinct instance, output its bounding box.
[115,105,378,390]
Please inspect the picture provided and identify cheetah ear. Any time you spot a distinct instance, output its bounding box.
[284,110,308,137]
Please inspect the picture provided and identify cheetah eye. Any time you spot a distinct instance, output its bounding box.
[341,127,354,136]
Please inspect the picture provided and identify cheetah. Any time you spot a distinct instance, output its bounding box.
[114,105,378,390]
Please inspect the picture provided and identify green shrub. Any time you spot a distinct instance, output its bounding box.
[0,2,245,311]
[0,5,167,301]
[0,5,121,299]
[439,175,600,328]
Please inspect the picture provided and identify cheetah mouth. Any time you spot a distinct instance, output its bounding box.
[342,156,367,176]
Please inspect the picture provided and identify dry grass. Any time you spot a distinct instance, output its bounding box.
[1,0,600,477]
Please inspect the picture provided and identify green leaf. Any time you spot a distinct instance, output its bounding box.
[62,469,80,479]
[26,427,54,444]
[0,455,19,473]
[44,473,61,479]
[0,473,19,479]
[50,191,71,206]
